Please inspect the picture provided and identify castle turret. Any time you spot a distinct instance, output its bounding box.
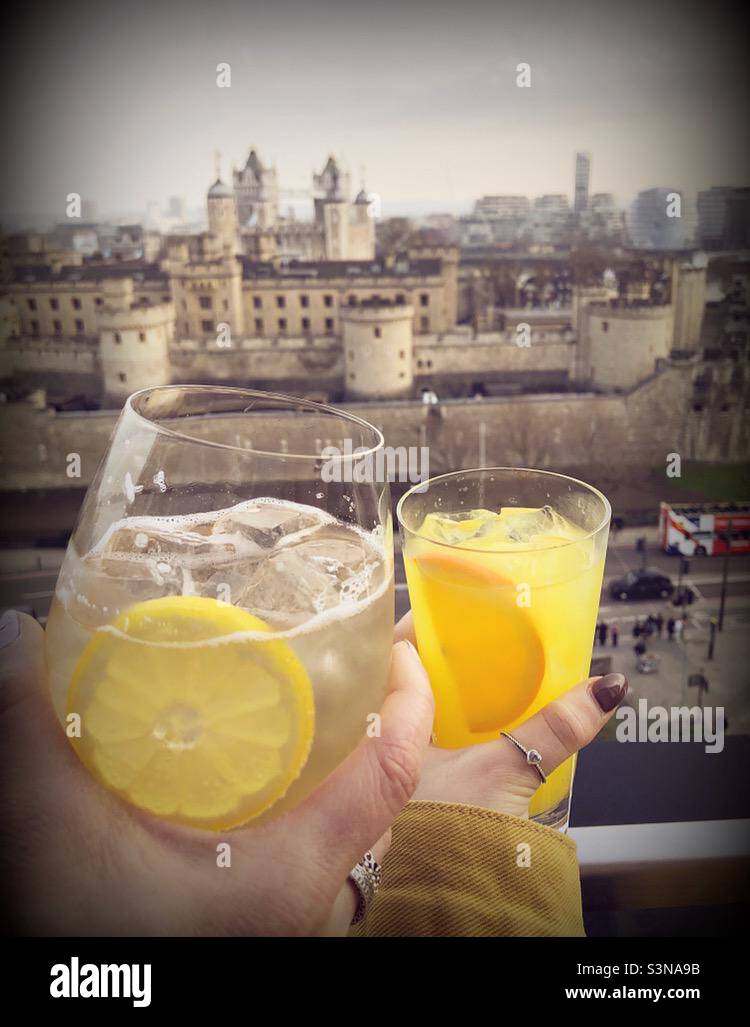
[207,178,240,255]
[579,301,674,390]
[342,299,414,399]
[98,277,174,403]
[347,187,376,260]
[570,282,617,383]
[671,256,707,353]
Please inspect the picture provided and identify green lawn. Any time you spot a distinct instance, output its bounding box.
[661,462,750,503]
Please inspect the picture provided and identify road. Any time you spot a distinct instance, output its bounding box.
[2,541,750,627]
[392,542,750,623]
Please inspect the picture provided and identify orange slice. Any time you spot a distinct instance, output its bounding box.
[411,550,544,732]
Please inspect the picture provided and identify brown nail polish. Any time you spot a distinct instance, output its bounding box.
[591,673,628,712]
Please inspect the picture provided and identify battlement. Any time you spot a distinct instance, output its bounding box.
[586,300,672,319]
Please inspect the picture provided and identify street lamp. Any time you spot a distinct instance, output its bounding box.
[717,518,733,632]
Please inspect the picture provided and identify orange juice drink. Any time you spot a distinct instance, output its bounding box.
[398,468,610,829]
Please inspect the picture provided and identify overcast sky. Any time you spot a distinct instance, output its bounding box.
[1,0,748,226]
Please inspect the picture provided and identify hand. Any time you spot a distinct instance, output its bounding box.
[0,610,434,937]
[394,612,627,818]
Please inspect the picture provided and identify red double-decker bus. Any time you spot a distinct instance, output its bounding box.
[660,501,750,556]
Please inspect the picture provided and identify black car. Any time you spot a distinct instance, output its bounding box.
[609,569,675,601]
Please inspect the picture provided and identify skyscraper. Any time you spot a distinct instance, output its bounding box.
[697,186,750,250]
[574,152,591,213]
[168,196,186,222]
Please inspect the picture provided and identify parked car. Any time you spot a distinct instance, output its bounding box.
[609,569,675,601]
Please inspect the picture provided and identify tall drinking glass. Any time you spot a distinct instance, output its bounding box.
[46,386,393,830]
[397,467,610,830]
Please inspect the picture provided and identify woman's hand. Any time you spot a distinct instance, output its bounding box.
[0,610,434,937]
[394,612,627,818]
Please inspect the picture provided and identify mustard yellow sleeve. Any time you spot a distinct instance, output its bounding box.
[350,800,585,937]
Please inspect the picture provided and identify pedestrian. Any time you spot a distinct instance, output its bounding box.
[655,613,664,638]
[611,623,619,647]
[598,621,608,646]
[667,616,675,640]
[674,616,684,641]
[633,619,641,639]
[634,639,647,658]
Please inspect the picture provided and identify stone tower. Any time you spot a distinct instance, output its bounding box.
[342,299,414,399]
[348,188,376,260]
[98,277,174,403]
[207,177,240,255]
[671,256,707,353]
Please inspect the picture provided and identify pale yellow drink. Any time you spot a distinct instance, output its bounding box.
[399,472,609,829]
[46,498,394,829]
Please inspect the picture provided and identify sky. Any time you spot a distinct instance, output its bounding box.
[1,0,748,227]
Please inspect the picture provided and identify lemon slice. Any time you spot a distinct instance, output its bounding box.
[67,596,315,830]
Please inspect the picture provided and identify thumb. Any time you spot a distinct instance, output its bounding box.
[0,607,59,755]
[501,673,629,793]
[0,609,97,848]
[286,639,434,882]
[0,610,47,715]
[0,610,86,930]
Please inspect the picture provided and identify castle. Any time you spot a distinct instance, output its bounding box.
[0,148,747,483]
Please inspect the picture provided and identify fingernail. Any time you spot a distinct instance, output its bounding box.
[0,610,20,650]
[403,639,419,657]
[591,672,628,712]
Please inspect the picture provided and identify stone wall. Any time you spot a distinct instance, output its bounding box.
[2,362,746,494]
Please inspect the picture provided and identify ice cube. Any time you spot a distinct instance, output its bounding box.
[421,506,579,549]
[59,545,181,629]
[498,505,572,544]
[83,516,255,605]
[94,519,238,575]
[421,509,500,545]
[237,526,382,628]
[212,500,330,550]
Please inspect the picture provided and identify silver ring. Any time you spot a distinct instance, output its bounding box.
[500,731,547,784]
[348,850,382,925]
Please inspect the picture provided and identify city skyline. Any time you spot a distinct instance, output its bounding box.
[1,0,749,229]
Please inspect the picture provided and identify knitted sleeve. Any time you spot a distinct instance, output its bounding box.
[351,800,585,937]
